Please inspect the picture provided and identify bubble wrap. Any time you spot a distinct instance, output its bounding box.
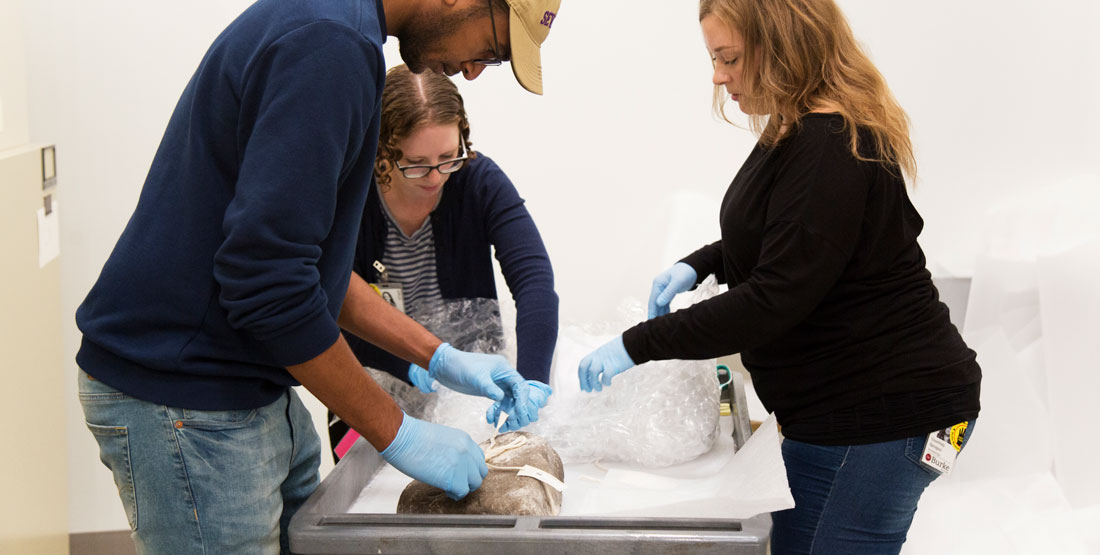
[410,298,512,360]
[419,279,723,468]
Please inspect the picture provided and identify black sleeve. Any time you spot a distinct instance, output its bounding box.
[623,130,869,363]
[680,240,727,286]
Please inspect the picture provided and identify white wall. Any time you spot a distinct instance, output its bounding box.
[17,0,1100,534]
[22,0,260,533]
[0,0,30,149]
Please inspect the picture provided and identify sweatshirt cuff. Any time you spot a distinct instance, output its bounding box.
[260,309,342,367]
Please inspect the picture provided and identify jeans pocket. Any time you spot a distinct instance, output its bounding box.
[173,407,258,431]
[77,370,127,402]
[86,422,138,531]
[903,436,942,477]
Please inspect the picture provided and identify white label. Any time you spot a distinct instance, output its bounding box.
[920,428,958,475]
[518,465,566,492]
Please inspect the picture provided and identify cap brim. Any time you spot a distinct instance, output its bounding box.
[509,7,543,95]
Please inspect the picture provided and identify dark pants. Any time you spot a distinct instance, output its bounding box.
[771,421,975,554]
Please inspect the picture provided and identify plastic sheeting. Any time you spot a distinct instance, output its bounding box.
[957,176,1100,509]
[418,279,723,467]
[411,297,509,360]
[904,175,1100,553]
[903,473,1095,555]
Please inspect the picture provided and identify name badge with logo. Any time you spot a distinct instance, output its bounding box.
[369,282,405,314]
[919,421,968,475]
[370,260,406,314]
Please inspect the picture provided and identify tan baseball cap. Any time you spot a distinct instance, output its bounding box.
[505,0,561,95]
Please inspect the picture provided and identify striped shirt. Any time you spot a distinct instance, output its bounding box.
[378,196,442,317]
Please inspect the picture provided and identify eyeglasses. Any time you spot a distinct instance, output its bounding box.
[394,141,469,179]
[472,0,503,66]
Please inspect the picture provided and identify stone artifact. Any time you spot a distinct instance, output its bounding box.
[397,432,564,516]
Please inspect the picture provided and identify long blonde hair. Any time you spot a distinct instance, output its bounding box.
[375,65,476,190]
[700,0,916,180]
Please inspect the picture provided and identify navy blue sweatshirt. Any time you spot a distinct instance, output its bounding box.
[349,154,559,383]
[76,0,388,410]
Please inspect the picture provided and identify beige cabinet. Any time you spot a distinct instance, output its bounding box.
[0,144,69,554]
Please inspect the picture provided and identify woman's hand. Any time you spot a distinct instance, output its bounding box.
[486,380,552,432]
[407,364,438,393]
[648,262,698,319]
[578,336,636,392]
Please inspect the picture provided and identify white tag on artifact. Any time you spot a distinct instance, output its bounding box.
[518,465,566,492]
[493,413,509,436]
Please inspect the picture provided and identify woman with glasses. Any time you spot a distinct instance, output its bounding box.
[329,65,558,461]
[576,1,981,553]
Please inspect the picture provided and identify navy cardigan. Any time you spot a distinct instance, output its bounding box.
[347,154,559,383]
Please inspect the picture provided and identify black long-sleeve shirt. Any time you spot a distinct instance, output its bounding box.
[623,114,980,444]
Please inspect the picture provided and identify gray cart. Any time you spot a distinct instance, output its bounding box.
[289,373,770,554]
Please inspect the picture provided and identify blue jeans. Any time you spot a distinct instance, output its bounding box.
[771,422,975,555]
[78,369,321,554]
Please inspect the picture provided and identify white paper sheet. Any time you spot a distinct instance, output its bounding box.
[566,413,792,519]
[350,413,793,520]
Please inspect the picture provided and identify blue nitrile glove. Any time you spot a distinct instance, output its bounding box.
[428,343,534,428]
[648,262,698,319]
[380,413,488,500]
[578,336,636,393]
[408,363,437,393]
[486,380,552,432]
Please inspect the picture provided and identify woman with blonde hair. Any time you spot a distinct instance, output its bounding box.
[577,1,980,552]
[329,64,558,461]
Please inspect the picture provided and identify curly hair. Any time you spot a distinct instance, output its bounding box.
[374,64,476,190]
[700,0,916,181]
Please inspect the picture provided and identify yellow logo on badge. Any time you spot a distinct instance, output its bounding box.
[949,421,968,452]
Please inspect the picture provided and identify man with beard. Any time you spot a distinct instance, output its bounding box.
[74,1,561,553]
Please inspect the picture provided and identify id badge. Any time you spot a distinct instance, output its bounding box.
[919,421,968,475]
[369,282,406,314]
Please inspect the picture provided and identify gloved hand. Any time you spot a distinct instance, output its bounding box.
[428,343,534,427]
[578,335,636,393]
[380,413,487,500]
[486,380,552,432]
[407,363,437,393]
[648,262,698,319]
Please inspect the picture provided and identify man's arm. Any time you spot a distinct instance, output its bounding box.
[289,273,444,451]
[286,335,403,450]
[338,271,441,367]
[288,334,490,501]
